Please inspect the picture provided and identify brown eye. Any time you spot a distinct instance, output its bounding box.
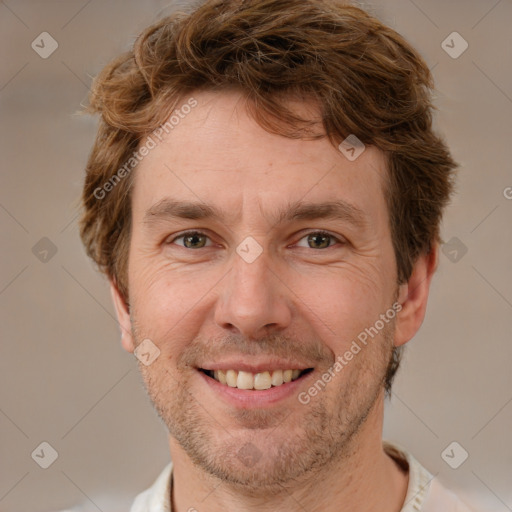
[171,231,211,248]
[295,231,341,249]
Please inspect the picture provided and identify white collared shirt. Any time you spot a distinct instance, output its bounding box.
[130,442,474,512]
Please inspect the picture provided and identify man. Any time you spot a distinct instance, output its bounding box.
[79,0,473,510]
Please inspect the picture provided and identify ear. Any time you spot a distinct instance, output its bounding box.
[394,243,439,347]
[109,279,135,353]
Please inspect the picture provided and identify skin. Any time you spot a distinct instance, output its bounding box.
[110,90,438,512]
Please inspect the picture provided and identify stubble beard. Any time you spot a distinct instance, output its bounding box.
[133,321,395,494]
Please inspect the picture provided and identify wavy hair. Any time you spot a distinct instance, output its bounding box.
[79,0,457,393]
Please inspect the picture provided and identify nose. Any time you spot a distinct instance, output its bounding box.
[214,248,292,339]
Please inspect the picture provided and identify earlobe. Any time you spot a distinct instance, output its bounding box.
[109,280,135,353]
[394,243,439,347]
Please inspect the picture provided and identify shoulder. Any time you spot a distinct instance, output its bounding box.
[130,462,173,512]
[384,442,475,512]
[423,479,475,512]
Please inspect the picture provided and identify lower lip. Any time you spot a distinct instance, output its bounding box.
[198,370,313,408]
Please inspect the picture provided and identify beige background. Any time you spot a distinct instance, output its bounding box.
[1,0,511,511]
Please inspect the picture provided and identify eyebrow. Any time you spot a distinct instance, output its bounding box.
[143,198,367,229]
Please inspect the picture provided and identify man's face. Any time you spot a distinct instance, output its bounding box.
[120,90,401,489]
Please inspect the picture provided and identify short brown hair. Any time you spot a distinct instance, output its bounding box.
[79,0,457,391]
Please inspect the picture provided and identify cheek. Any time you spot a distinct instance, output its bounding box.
[128,253,225,358]
[291,261,392,351]
[128,258,190,342]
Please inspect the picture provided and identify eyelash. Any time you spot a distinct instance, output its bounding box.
[167,230,345,249]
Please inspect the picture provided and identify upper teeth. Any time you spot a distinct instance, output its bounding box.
[211,369,302,390]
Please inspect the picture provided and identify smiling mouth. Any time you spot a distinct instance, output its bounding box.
[200,368,314,390]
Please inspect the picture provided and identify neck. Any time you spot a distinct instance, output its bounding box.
[169,396,408,512]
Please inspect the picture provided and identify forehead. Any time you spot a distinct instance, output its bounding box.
[131,90,389,228]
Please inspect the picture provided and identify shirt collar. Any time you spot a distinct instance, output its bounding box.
[384,441,434,511]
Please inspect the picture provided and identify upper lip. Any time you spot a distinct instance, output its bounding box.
[198,359,314,373]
